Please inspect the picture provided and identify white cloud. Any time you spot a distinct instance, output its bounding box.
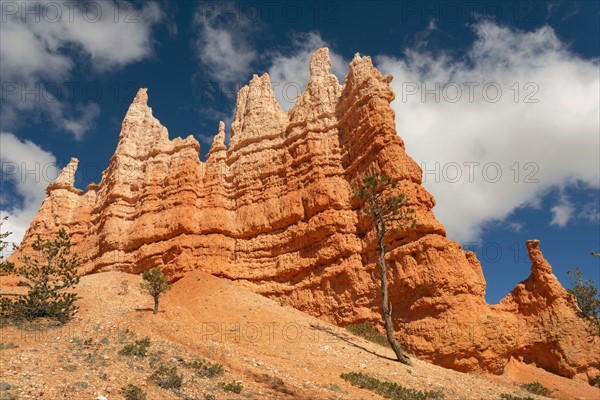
[268,32,347,111]
[579,200,600,223]
[376,21,600,242]
[0,132,59,246]
[192,2,258,84]
[550,192,574,227]
[0,0,165,139]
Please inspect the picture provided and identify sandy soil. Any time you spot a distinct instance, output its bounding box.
[0,271,598,400]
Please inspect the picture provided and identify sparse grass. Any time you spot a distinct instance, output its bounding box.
[120,384,147,400]
[186,359,224,378]
[64,364,77,372]
[345,323,389,347]
[149,364,183,389]
[500,394,535,400]
[219,380,243,394]
[340,372,444,400]
[119,337,151,357]
[520,381,553,397]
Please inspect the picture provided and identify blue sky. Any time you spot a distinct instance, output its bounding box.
[1,0,598,304]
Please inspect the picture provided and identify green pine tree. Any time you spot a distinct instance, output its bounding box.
[140,267,172,314]
[1,227,80,323]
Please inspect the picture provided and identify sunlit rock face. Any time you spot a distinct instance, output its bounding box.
[13,48,598,383]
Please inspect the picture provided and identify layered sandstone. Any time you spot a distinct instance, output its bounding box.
[11,48,599,383]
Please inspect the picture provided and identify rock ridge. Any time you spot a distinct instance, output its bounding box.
[11,48,599,384]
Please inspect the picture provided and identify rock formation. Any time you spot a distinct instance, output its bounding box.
[11,48,599,383]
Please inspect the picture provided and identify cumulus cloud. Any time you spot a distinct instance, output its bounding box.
[550,190,575,227]
[268,32,347,111]
[191,9,347,117]
[0,132,60,247]
[192,2,258,84]
[0,0,165,139]
[376,21,599,242]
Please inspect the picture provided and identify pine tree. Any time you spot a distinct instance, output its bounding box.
[2,228,80,323]
[355,172,415,365]
[567,267,600,333]
[140,267,171,314]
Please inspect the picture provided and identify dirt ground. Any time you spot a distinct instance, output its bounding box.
[0,271,598,400]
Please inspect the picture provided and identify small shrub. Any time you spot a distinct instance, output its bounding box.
[204,394,217,400]
[119,337,150,357]
[64,364,77,372]
[594,376,600,387]
[0,343,17,350]
[118,280,129,295]
[340,372,444,400]
[346,323,389,347]
[75,381,88,389]
[219,380,243,394]
[520,381,553,397]
[150,364,183,389]
[120,384,147,400]
[500,394,534,400]
[187,359,224,378]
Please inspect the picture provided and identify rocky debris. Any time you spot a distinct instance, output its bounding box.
[11,48,599,383]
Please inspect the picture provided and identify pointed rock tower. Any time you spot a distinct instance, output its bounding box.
[11,49,599,384]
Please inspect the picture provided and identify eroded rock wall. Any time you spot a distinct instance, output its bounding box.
[12,48,599,383]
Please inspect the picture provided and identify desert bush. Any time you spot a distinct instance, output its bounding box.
[219,380,243,393]
[341,372,444,400]
[149,364,183,389]
[120,384,147,400]
[119,337,151,357]
[520,381,553,397]
[0,343,17,350]
[346,323,389,347]
[500,394,534,400]
[118,280,129,295]
[187,359,224,378]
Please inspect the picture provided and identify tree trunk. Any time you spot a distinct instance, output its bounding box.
[377,228,412,366]
[153,296,159,314]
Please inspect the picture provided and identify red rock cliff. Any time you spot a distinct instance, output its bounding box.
[12,48,599,383]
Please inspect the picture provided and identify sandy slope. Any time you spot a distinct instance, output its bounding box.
[0,271,597,400]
